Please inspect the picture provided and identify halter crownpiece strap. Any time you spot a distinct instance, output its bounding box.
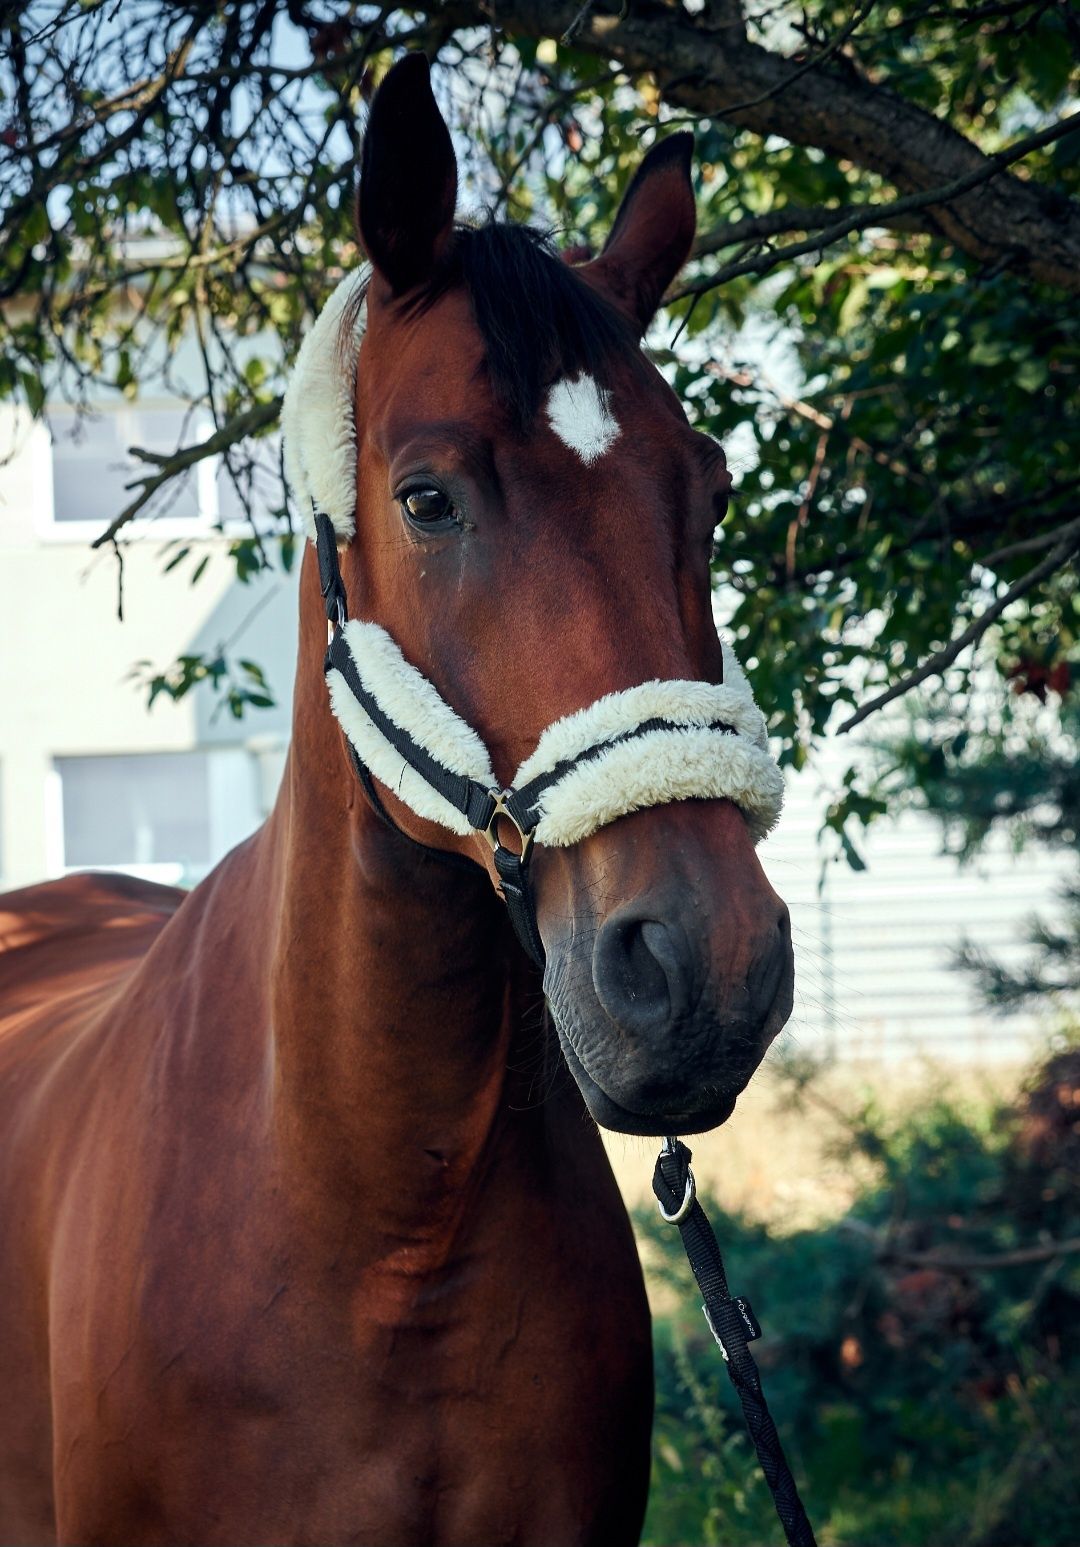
[282,267,368,541]
[284,269,785,966]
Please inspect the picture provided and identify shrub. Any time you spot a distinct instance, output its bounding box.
[640,1040,1080,1545]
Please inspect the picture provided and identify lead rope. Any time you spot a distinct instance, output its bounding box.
[653,1138,818,1547]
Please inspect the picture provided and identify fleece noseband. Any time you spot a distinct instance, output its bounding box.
[287,267,784,968]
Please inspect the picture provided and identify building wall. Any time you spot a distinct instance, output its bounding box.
[765,765,1070,1064]
[0,404,298,889]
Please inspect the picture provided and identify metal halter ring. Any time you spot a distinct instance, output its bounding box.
[326,595,346,646]
[657,1162,697,1224]
[483,791,535,862]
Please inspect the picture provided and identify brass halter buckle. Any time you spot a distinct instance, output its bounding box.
[483,790,535,862]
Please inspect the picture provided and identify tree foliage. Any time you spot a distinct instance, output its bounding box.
[1,1,1077,826]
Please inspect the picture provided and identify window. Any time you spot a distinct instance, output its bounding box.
[53,749,262,887]
[42,402,286,540]
[47,404,216,537]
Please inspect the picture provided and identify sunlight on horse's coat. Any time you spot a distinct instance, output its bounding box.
[545,374,620,463]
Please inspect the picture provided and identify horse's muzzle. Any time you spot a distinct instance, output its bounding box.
[539,810,794,1136]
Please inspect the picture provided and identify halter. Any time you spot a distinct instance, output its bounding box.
[286,266,784,968]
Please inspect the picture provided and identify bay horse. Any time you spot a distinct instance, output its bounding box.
[0,56,793,1547]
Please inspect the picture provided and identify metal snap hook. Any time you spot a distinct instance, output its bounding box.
[657,1165,696,1224]
[656,1136,696,1223]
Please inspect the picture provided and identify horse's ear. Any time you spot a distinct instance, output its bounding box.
[356,54,457,295]
[582,133,696,334]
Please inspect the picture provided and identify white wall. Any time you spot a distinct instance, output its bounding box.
[0,403,299,887]
[762,761,1071,1063]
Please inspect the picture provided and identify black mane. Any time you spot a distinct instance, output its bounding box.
[347,219,638,433]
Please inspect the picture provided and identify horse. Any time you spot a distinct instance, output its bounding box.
[0,55,793,1547]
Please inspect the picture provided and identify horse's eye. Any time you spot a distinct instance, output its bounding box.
[400,485,456,530]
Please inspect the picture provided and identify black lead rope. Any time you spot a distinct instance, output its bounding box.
[653,1139,818,1547]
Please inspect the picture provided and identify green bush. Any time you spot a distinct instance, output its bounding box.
[640,1043,1080,1546]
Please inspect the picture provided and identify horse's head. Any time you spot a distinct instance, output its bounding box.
[326,56,793,1136]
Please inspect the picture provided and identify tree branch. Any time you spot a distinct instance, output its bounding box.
[691,0,876,122]
[692,202,926,260]
[670,112,1080,303]
[837,515,1080,733]
[840,1217,1080,1272]
[696,360,926,485]
[899,1241,1080,1271]
[436,0,1080,290]
[89,396,283,550]
[981,512,1080,569]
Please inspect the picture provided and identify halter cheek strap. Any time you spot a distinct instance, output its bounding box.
[313,512,784,969]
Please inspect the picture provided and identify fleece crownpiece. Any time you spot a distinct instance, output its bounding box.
[282,267,368,540]
[284,268,784,851]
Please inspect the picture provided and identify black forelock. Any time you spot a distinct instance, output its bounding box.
[347,217,638,434]
[440,221,636,432]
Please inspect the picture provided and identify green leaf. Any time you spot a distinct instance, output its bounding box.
[19,371,45,417]
[162,546,190,574]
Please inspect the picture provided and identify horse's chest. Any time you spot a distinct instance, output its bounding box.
[66,1231,651,1545]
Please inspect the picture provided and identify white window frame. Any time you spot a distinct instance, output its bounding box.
[39,400,220,544]
[48,746,263,889]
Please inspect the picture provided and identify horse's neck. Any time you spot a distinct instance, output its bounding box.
[264,558,527,1251]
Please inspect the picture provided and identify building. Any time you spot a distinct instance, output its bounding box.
[0,400,298,891]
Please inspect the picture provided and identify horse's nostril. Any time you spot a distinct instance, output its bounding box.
[592,914,691,1033]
